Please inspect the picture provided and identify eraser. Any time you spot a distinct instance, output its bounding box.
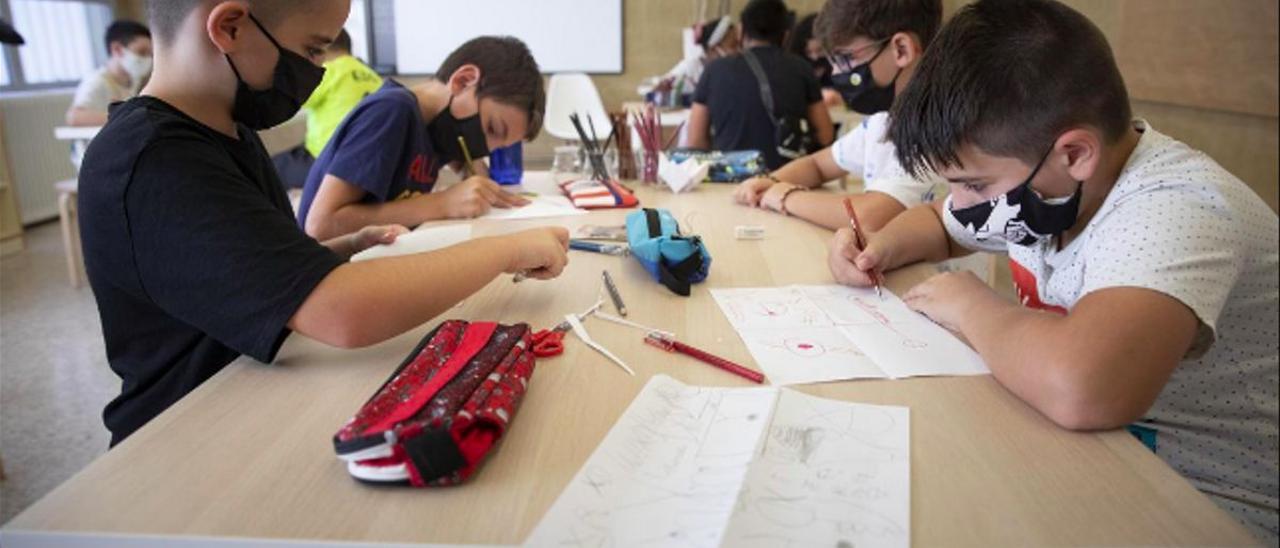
[735,225,766,240]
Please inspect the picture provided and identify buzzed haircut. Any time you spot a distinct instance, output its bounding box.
[889,0,1132,177]
[815,0,942,50]
[104,20,150,54]
[436,36,545,141]
[740,0,795,47]
[146,0,303,43]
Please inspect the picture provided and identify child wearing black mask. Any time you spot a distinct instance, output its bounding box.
[297,36,543,240]
[78,1,570,445]
[734,0,941,233]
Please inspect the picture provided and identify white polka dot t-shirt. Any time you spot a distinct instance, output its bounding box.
[995,121,1278,542]
[831,112,941,208]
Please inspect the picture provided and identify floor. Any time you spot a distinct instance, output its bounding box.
[0,221,116,525]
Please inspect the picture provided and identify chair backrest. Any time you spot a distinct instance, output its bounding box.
[543,73,611,142]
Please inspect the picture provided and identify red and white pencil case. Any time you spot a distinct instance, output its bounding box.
[559,177,639,209]
[332,320,536,486]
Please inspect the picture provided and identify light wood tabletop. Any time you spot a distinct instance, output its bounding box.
[1,177,1259,547]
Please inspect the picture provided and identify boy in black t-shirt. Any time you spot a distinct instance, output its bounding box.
[688,0,835,171]
[79,0,570,445]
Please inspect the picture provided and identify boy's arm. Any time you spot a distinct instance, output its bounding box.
[734,147,847,206]
[304,173,524,239]
[905,274,1197,430]
[289,227,570,348]
[828,199,962,287]
[66,107,109,127]
[806,100,835,148]
[769,190,905,231]
[687,103,711,150]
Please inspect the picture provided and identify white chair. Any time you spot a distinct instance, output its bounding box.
[55,178,82,288]
[543,73,611,142]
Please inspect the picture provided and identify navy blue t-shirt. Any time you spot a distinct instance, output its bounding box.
[297,79,442,227]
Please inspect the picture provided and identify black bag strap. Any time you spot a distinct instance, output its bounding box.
[403,428,467,483]
[658,246,704,297]
[741,49,779,132]
[644,208,662,238]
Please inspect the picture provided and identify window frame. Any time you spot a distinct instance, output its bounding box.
[0,0,119,92]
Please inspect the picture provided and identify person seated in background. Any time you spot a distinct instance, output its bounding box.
[297,36,542,240]
[688,0,834,172]
[271,29,382,189]
[788,13,842,108]
[656,15,740,103]
[735,0,941,232]
[66,20,152,127]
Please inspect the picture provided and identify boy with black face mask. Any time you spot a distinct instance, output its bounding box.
[78,0,570,445]
[297,36,543,241]
[831,0,1278,540]
[734,0,941,233]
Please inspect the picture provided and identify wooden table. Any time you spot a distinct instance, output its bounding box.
[1,181,1258,547]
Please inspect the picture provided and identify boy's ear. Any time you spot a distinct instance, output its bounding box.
[206,1,252,55]
[889,31,921,69]
[1056,128,1103,183]
[447,64,482,94]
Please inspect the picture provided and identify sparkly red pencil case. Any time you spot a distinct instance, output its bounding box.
[332,320,536,486]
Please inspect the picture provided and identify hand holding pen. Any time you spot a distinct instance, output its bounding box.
[831,198,886,297]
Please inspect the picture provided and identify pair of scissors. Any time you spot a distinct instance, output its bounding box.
[531,321,571,358]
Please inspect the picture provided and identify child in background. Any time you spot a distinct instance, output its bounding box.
[297,36,541,240]
[735,0,942,232]
[79,0,569,445]
[660,16,741,103]
[66,20,152,127]
[786,13,841,108]
[829,0,1278,540]
[271,28,383,188]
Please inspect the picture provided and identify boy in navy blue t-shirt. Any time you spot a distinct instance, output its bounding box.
[298,36,543,240]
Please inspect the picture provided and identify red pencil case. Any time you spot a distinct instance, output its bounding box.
[559,177,639,209]
[332,320,536,486]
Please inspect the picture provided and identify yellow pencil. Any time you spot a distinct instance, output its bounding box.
[457,136,475,177]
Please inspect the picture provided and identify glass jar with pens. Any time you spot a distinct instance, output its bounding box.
[552,145,581,183]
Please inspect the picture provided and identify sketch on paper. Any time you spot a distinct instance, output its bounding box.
[712,288,829,330]
[526,375,911,548]
[736,327,887,386]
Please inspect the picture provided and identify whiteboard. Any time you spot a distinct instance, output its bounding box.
[392,0,623,74]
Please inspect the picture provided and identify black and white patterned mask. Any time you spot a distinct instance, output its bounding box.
[943,151,1083,248]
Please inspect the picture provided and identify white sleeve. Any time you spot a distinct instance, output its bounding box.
[1079,186,1246,356]
[830,117,868,174]
[862,156,940,209]
[71,73,110,112]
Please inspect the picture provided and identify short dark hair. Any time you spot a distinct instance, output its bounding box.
[436,36,545,141]
[889,0,1132,176]
[104,20,150,54]
[147,0,302,43]
[331,28,352,54]
[741,0,795,46]
[787,13,818,58]
[815,0,942,50]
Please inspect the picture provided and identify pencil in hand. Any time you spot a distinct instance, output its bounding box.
[842,198,885,299]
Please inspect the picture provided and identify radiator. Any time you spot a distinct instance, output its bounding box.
[0,90,78,225]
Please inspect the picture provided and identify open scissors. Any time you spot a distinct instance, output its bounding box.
[531,321,571,357]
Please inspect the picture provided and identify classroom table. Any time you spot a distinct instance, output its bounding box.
[0,179,1259,547]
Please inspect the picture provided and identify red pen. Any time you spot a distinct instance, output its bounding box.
[843,197,885,299]
[645,333,766,384]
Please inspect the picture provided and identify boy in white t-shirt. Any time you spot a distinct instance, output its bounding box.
[733,0,943,231]
[830,0,1278,541]
[66,20,152,127]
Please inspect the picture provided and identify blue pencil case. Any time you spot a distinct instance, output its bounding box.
[625,208,711,296]
[666,149,764,183]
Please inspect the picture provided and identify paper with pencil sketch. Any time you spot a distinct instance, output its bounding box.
[350,224,472,262]
[480,195,585,221]
[711,285,988,384]
[524,374,910,548]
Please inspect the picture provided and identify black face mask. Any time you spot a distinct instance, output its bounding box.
[832,42,899,115]
[225,13,325,130]
[428,95,489,164]
[947,149,1083,247]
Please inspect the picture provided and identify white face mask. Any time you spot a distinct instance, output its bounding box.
[120,50,152,83]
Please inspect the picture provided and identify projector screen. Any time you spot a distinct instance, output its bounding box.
[392,0,623,75]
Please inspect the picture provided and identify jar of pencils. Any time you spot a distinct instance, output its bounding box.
[635,149,660,184]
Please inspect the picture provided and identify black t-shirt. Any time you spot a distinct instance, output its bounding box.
[79,97,346,445]
[693,45,822,170]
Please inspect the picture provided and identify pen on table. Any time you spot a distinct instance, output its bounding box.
[569,239,628,256]
[842,197,884,299]
[602,270,628,316]
[457,136,476,178]
[644,333,765,384]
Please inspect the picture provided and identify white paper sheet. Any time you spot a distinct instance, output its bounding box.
[349,224,472,262]
[525,375,911,548]
[480,195,585,221]
[711,285,989,384]
[721,389,910,548]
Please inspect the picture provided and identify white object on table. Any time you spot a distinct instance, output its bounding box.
[657,152,708,194]
[479,195,585,221]
[565,312,634,376]
[350,225,472,262]
[527,374,911,548]
[711,285,989,385]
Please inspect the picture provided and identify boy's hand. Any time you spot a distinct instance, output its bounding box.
[501,227,571,280]
[734,176,777,206]
[351,224,410,254]
[828,227,892,287]
[902,271,996,333]
[439,177,530,219]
